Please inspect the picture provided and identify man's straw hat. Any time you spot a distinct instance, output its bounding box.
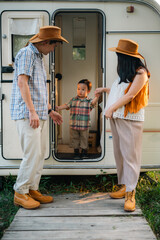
[108,39,144,59]
[29,26,69,44]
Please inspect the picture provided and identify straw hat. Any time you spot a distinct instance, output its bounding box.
[108,39,144,59]
[29,26,69,44]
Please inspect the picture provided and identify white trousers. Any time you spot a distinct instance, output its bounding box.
[14,119,47,194]
[110,118,143,192]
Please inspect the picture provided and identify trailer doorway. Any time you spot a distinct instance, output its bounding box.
[52,10,105,162]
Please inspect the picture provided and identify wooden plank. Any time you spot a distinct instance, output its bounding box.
[7,216,154,231]
[2,230,156,240]
[27,192,141,209]
[16,193,142,216]
[1,193,156,240]
[16,207,142,217]
[44,192,114,203]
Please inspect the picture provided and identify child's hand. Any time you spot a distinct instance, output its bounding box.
[55,106,59,111]
[95,93,101,98]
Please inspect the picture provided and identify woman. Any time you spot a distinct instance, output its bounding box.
[95,39,150,212]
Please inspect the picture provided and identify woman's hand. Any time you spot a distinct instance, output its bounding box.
[95,87,110,95]
[95,88,104,95]
[105,107,113,120]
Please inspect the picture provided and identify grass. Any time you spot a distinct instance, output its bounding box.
[0,171,160,239]
[136,171,160,240]
[0,175,19,239]
[39,172,117,194]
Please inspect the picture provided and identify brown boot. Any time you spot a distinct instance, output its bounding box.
[124,190,136,212]
[109,185,126,199]
[29,190,53,204]
[14,191,40,209]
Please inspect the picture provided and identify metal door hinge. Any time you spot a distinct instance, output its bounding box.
[51,63,55,73]
[51,142,54,150]
[51,91,54,100]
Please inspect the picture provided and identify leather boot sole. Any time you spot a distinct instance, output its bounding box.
[14,201,40,209]
[29,190,54,204]
[124,206,136,212]
[109,185,126,199]
[35,198,53,204]
[109,194,125,199]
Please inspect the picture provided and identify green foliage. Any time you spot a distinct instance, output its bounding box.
[1,174,17,191]
[0,175,19,239]
[96,170,118,191]
[39,174,115,194]
[146,171,160,183]
[136,172,160,240]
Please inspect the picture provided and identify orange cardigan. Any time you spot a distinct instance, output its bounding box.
[124,72,150,117]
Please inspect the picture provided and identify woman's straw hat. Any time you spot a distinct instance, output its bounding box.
[29,26,69,44]
[108,39,144,59]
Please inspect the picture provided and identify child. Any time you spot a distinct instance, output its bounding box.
[56,79,99,159]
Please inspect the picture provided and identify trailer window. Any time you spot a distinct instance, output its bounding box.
[1,13,44,66]
[73,17,86,60]
[12,35,33,61]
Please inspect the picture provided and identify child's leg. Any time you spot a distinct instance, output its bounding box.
[70,128,80,149]
[70,129,81,159]
[80,129,89,150]
[80,129,89,159]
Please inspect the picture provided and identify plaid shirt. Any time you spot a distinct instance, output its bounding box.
[66,96,94,130]
[10,43,48,120]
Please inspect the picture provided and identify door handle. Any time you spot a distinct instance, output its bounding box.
[1,94,5,101]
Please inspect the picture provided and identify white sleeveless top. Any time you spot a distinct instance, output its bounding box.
[104,77,145,121]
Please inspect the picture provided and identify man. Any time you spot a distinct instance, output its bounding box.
[10,26,68,209]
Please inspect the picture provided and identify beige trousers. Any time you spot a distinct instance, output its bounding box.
[14,119,47,194]
[70,128,89,149]
[110,118,143,192]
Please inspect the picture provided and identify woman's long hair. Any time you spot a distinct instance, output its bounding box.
[117,52,150,84]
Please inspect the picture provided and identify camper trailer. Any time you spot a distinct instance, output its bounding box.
[0,0,160,176]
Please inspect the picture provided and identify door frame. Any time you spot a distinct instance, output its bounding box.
[51,8,106,162]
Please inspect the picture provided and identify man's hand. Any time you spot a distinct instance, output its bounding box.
[18,75,40,129]
[29,110,40,128]
[49,110,63,125]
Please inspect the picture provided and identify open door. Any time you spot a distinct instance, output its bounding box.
[52,9,106,162]
[1,10,50,160]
